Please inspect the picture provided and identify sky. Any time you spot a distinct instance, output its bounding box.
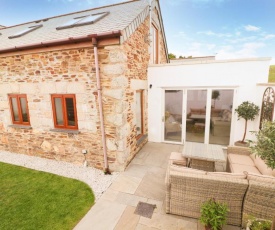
[0,0,275,64]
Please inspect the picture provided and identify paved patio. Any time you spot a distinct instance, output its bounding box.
[74,142,241,230]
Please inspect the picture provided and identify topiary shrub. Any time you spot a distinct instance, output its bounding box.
[250,120,275,170]
[235,101,260,143]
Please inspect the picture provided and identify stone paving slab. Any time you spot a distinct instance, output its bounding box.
[75,142,242,230]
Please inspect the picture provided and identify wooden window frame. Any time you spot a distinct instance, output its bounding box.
[152,23,159,64]
[8,94,30,126]
[136,90,144,139]
[51,94,78,130]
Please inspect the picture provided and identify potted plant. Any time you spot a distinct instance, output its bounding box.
[250,120,275,170]
[212,90,220,108]
[199,198,229,230]
[246,216,272,230]
[235,101,260,147]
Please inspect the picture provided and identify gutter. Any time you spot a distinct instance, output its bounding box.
[0,30,121,54]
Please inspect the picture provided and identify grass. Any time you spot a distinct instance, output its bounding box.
[268,65,275,82]
[0,162,95,230]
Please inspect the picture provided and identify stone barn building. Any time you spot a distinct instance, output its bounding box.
[0,0,168,171]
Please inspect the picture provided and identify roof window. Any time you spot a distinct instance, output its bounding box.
[56,12,108,30]
[9,25,43,39]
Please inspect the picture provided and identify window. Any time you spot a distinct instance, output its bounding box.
[151,24,159,64]
[51,94,78,129]
[56,12,109,30]
[8,94,30,125]
[8,25,43,39]
[136,90,144,138]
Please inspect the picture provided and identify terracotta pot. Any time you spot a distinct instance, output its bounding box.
[234,141,249,147]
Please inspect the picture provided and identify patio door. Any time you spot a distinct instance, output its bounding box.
[164,90,183,143]
[185,89,233,145]
[185,89,207,143]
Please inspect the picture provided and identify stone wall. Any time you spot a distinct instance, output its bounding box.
[0,15,167,171]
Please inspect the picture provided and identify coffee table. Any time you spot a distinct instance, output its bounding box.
[182,142,226,172]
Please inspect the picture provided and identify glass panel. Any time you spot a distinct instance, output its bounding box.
[65,98,75,126]
[165,90,182,142]
[11,98,19,121]
[136,92,142,136]
[76,13,106,25]
[20,97,29,122]
[54,98,64,125]
[209,89,233,145]
[186,90,207,143]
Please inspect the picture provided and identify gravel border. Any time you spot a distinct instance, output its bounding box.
[0,150,119,200]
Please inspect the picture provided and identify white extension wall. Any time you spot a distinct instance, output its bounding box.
[148,57,271,145]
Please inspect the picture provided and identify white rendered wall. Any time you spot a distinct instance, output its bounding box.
[148,58,271,144]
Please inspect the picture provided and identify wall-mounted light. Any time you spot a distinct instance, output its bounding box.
[149,84,152,89]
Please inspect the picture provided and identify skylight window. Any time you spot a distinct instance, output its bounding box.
[56,12,108,30]
[9,25,43,39]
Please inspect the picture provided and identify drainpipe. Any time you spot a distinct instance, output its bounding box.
[92,37,110,175]
[148,0,152,57]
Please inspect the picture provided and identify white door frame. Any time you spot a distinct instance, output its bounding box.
[162,87,237,145]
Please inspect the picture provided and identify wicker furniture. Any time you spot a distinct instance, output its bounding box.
[166,146,275,227]
[165,164,248,226]
[183,142,226,172]
[226,146,275,226]
[190,159,215,172]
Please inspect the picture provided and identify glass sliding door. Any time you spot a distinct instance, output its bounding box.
[186,90,207,143]
[164,90,183,142]
[209,89,233,145]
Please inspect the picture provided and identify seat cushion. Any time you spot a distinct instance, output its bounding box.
[169,152,186,166]
[230,163,261,174]
[228,153,254,166]
[253,156,275,176]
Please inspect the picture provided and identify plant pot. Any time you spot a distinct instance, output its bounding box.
[234,141,249,147]
[204,226,221,230]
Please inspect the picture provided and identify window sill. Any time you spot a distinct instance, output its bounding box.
[8,124,32,129]
[50,129,80,134]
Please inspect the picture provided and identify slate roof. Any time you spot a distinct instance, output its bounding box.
[0,0,152,51]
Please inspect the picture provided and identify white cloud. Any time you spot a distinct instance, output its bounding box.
[263,34,275,40]
[244,25,261,32]
[197,30,232,37]
[216,42,265,60]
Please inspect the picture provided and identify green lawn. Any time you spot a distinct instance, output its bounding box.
[269,65,275,82]
[0,162,95,230]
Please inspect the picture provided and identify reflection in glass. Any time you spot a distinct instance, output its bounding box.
[54,98,64,125]
[165,90,182,142]
[65,98,75,126]
[186,90,207,143]
[20,97,29,122]
[11,98,19,121]
[209,89,233,145]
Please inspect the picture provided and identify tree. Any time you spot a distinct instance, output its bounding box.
[179,55,184,59]
[211,90,220,108]
[235,101,260,143]
[250,120,275,169]
[168,53,176,59]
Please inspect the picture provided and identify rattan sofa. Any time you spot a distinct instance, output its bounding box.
[165,149,275,227]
